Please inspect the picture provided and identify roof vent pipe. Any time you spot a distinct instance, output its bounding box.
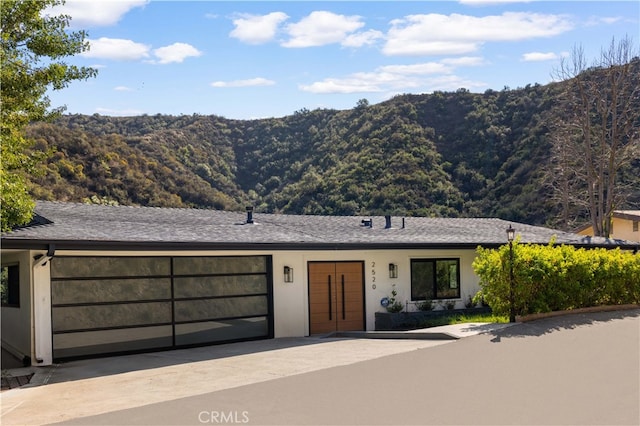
[246,206,254,224]
[385,215,392,229]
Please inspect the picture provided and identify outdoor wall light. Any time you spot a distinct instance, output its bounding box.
[284,266,294,283]
[389,263,398,279]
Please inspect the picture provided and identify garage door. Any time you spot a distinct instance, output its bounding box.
[50,256,273,360]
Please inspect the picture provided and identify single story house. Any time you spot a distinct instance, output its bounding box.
[576,210,640,243]
[1,201,633,366]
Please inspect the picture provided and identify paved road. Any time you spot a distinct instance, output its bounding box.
[2,310,639,425]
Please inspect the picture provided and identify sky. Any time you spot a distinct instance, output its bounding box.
[45,0,640,120]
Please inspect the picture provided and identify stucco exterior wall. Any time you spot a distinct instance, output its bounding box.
[4,248,482,365]
[365,248,481,315]
[1,250,32,361]
[611,217,640,242]
[272,248,480,334]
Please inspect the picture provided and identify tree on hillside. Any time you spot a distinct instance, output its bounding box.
[0,0,96,231]
[547,36,640,236]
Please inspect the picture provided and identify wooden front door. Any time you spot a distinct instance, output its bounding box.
[308,262,365,334]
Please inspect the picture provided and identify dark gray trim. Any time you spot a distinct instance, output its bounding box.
[410,258,461,301]
[2,238,635,252]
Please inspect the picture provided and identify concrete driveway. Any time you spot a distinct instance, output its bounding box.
[1,309,638,425]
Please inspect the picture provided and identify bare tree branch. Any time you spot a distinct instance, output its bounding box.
[546,36,640,237]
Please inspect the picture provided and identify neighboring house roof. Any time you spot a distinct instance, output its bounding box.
[1,201,636,251]
[613,210,640,221]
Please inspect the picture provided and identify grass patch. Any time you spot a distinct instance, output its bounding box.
[418,312,509,328]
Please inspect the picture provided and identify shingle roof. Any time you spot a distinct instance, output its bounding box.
[1,201,635,251]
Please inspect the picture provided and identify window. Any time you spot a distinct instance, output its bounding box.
[411,259,460,300]
[633,221,638,232]
[1,264,20,307]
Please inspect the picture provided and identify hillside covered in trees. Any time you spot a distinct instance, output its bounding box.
[25,60,640,231]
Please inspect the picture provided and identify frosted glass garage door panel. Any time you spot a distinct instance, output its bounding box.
[174,296,268,322]
[52,278,171,304]
[52,302,172,332]
[172,256,267,275]
[51,257,171,278]
[174,275,267,298]
[53,326,173,358]
[175,318,269,345]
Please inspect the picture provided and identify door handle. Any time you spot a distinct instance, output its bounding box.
[341,274,346,320]
[328,275,332,321]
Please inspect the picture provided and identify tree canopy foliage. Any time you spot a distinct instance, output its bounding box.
[17,58,640,231]
[0,0,96,231]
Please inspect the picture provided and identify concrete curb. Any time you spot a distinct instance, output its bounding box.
[328,330,460,340]
[516,304,640,322]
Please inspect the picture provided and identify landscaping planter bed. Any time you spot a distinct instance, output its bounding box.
[375,307,492,331]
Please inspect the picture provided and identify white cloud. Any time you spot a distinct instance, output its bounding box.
[114,86,133,92]
[585,16,623,26]
[599,17,623,24]
[441,56,486,66]
[210,78,276,88]
[282,11,365,48]
[230,11,381,49]
[45,0,148,27]
[82,39,201,65]
[82,38,150,61]
[300,57,486,95]
[342,30,384,48]
[423,75,487,91]
[384,12,574,56]
[379,62,452,75]
[522,52,559,62]
[388,40,480,56]
[300,77,384,94]
[153,43,202,64]
[300,68,488,95]
[229,12,289,44]
[95,107,145,116]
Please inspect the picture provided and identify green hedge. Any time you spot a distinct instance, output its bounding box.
[472,240,640,317]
